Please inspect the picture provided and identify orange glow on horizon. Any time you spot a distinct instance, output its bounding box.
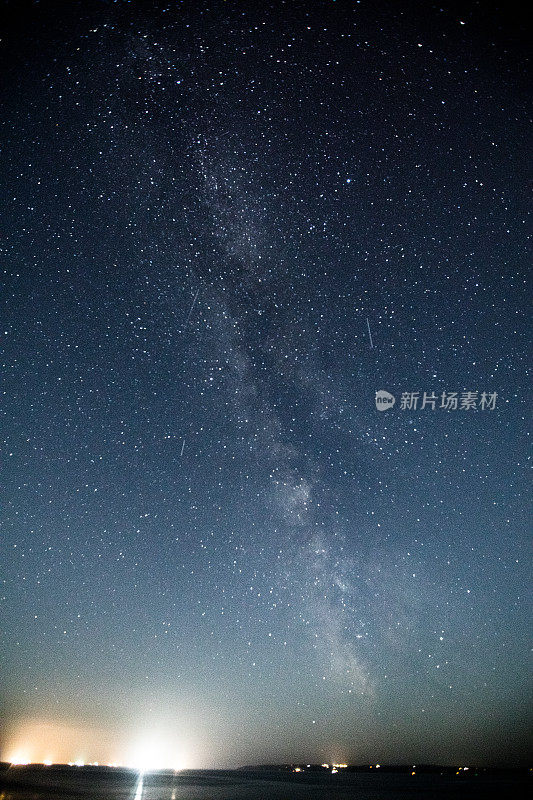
[2,717,190,773]
[8,754,31,766]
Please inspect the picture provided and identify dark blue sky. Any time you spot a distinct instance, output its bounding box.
[1,0,530,769]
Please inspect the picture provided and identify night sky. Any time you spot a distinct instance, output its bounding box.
[1,0,531,771]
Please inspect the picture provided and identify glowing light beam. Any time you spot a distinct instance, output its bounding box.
[133,773,144,800]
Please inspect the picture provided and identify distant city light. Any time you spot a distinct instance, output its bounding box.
[126,733,188,773]
[9,754,30,766]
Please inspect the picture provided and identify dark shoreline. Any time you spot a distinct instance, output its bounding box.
[1,762,530,797]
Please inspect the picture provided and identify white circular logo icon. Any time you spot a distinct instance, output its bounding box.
[375,390,396,411]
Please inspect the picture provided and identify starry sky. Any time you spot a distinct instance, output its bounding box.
[1,0,531,770]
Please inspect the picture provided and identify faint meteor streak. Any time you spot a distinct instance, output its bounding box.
[366,317,374,348]
[180,438,186,457]
[183,288,200,328]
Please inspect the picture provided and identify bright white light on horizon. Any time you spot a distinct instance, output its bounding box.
[9,753,30,766]
[127,732,188,773]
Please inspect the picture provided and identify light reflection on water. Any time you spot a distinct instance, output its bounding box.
[133,774,144,800]
[0,770,529,800]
